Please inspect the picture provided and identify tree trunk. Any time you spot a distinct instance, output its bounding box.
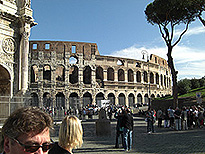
[167,45,178,108]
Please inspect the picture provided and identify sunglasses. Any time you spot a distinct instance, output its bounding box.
[11,138,55,153]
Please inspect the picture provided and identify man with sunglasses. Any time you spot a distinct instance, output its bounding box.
[1,107,54,154]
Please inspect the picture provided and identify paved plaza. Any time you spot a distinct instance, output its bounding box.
[51,116,205,154]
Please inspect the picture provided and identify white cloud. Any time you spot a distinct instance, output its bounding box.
[107,44,205,80]
[174,26,205,38]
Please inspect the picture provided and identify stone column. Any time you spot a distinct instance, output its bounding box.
[134,71,136,83]
[114,71,118,82]
[125,70,128,82]
[19,27,30,94]
[103,69,107,81]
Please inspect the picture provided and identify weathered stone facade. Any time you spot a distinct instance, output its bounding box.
[29,41,172,109]
[0,0,36,97]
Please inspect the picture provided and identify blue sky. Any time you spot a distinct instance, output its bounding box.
[30,0,205,80]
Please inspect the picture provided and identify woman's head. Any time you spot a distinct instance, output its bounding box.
[59,115,83,149]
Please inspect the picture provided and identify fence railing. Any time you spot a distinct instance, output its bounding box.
[0,96,32,123]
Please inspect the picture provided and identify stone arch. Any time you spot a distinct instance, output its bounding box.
[107,67,114,81]
[136,71,141,82]
[83,66,91,84]
[56,65,65,81]
[151,94,155,100]
[43,65,51,81]
[31,65,38,83]
[69,65,78,84]
[83,92,92,106]
[137,93,142,105]
[118,69,125,81]
[0,65,11,96]
[108,93,115,105]
[69,92,80,109]
[118,93,125,106]
[144,94,149,105]
[43,92,52,108]
[128,93,135,107]
[150,72,154,84]
[56,92,65,109]
[128,69,134,82]
[30,93,39,107]
[96,92,105,106]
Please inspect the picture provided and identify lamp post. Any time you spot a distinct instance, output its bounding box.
[141,50,151,108]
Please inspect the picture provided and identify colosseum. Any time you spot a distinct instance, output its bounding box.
[29,40,172,110]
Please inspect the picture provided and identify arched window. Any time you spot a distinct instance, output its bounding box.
[136,71,141,82]
[118,93,125,105]
[31,65,38,83]
[108,93,115,105]
[96,66,103,81]
[118,69,125,81]
[144,71,148,83]
[96,92,105,106]
[69,66,78,84]
[83,66,91,84]
[128,93,135,107]
[137,93,142,105]
[83,92,92,106]
[156,73,159,84]
[164,75,167,87]
[150,72,154,84]
[43,65,51,81]
[128,69,134,82]
[56,65,65,81]
[161,74,163,86]
[56,92,65,109]
[107,67,114,81]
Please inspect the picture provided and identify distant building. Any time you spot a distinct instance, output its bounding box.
[29,41,172,109]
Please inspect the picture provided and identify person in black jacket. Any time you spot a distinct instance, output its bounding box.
[114,108,124,148]
[122,108,133,152]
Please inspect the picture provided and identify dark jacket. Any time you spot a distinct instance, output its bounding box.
[122,113,133,131]
[48,142,71,154]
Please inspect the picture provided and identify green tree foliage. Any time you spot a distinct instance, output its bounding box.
[193,0,205,26]
[199,79,205,87]
[145,0,203,107]
[191,78,200,89]
[178,79,191,94]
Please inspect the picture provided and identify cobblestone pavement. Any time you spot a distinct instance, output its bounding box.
[51,116,205,154]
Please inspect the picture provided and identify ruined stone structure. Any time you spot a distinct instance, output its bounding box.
[0,0,36,97]
[29,41,172,109]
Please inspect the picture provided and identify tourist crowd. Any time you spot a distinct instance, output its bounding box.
[153,105,205,132]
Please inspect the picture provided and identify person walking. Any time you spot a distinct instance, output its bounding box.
[122,108,133,152]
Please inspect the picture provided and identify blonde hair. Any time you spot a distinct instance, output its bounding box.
[59,115,83,149]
